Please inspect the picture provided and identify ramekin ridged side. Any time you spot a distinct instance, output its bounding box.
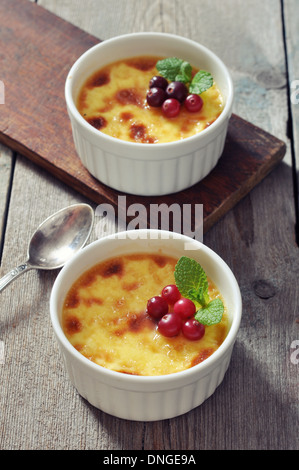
[56,338,234,421]
[69,113,230,195]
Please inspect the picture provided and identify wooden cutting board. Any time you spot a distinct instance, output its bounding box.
[0,0,286,233]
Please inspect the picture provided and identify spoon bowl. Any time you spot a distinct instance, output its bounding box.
[0,204,94,292]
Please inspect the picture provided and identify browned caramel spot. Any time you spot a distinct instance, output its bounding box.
[128,312,148,332]
[129,123,155,143]
[78,90,88,109]
[65,315,82,335]
[65,289,80,308]
[204,119,216,129]
[190,348,214,367]
[83,297,103,306]
[214,322,227,346]
[127,57,157,71]
[181,120,193,134]
[130,123,145,140]
[100,258,124,278]
[127,253,149,261]
[88,71,110,87]
[114,312,153,336]
[87,350,112,364]
[153,255,167,267]
[116,89,142,106]
[204,113,221,129]
[120,111,134,121]
[122,281,140,291]
[87,116,107,130]
[79,268,98,287]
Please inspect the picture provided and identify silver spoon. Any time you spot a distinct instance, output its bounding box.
[0,203,94,292]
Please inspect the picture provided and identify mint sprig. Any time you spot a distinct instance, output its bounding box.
[175,60,192,84]
[174,256,224,326]
[156,57,213,94]
[156,58,186,82]
[189,70,214,95]
[195,298,224,325]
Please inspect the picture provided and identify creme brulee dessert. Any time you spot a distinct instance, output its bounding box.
[77,56,223,143]
[62,253,228,376]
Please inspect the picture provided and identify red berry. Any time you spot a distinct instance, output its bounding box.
[166,81,188,103]
[147,87,167,107]
[146,296,168,319]
[173,298,196,320]
[162,98,180,118]
[182,319,205,341]
[184,94,203,113]
[149,76,168,90]
[161,284,181,304]
[158,313,182,337]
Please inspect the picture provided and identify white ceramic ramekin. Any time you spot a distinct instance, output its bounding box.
[50,230,242,421]
[65,32,234,196]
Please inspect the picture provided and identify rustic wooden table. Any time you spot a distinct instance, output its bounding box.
[0,0,298,451]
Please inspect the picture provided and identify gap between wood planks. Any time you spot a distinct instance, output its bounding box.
[281,0,299,246]
[0,152,16,265]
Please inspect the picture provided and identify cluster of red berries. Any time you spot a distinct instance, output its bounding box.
[146,76,203,118]
[146,284,205,340]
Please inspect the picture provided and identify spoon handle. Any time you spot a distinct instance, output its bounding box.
[0,262,32,292]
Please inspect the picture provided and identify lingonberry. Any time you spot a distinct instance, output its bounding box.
[149,75,168,90]
[184,94,203,112]
[147,87,167,107]
[166,81,188,103]
[173,298,196,320]
[162,98,180,118]
[158,312,182,337]
[182,318,205,340]
[161,284,181,304]
[146,296,168,319]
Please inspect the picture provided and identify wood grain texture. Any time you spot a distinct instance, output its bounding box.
[0,0,298,451]
[0,0,286,234]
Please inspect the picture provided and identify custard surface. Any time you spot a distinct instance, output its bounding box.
[62,253,229,376]
[77,56,224,143]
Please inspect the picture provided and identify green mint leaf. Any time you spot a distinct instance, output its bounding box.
[187,286,209,307]
[174,256,209,305]
[156,57,184,81]
[189,70,213,94]
[195,298,224,326]
[185,287,202,305]
[175,61,192,84]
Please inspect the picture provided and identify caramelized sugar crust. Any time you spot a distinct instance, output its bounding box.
[62,253,228,376]
[77,56,224,143]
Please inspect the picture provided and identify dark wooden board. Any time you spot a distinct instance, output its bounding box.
[0,0,286,233]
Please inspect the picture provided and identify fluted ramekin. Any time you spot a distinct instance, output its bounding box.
[65,32,233,196]
[50,230,242,421]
